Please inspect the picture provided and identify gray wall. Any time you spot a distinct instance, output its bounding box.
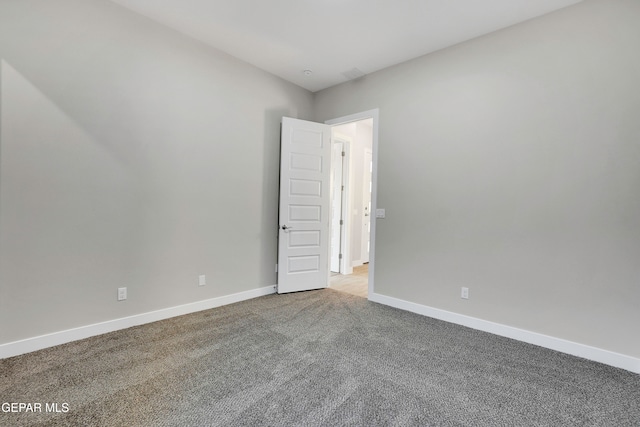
[0,0,313,343]
[315,0,640,358]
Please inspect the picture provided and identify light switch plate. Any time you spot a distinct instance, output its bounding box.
[375,208,386,219]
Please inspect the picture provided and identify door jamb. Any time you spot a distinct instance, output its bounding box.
[361,147,373,264]
[330,135,352,276]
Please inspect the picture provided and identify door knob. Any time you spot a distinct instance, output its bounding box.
[281,225,294,231]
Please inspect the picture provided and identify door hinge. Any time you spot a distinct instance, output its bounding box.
[339,254,343,259]
[341,185,344,191]
[340,219,343,225]
[342,151,345,157]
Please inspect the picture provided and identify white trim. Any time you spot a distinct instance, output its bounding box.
[326,109,379,299]
[369,292,640,374]
[361,147,373,264]
[0,285,277,360]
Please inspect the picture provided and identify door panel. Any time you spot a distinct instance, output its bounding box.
[277,117,331,293]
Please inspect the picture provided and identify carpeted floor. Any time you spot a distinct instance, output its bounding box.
[1,289,639,426]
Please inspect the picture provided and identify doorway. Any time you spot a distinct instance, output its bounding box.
[328,117,375,298]
[276,109,379,298]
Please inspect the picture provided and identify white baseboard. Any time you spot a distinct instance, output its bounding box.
[0,285,277,360]
[369,292,640,374]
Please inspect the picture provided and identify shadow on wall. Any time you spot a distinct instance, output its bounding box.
[0,0,315,344]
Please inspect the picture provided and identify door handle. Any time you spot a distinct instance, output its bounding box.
[281,225,294,231]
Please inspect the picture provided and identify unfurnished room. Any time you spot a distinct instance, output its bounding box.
[1,0,639,425]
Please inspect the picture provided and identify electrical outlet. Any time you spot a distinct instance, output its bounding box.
[461,287,469,299]
[118,287,127,301]
[198,275,206,287]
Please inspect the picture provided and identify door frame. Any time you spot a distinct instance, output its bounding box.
[330,136,352,275]
[361,147,373,264]
[326,109,379,298]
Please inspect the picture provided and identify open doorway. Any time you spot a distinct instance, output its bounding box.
[276,110,378,296]
[329,118,374,298]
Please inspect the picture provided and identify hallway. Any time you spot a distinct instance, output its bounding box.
[329,264,368,298]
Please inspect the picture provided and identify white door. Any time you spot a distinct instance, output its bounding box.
[361,148,373,263]
[277,117,332,293]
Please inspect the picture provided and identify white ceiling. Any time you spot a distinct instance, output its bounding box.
[109,0,583,92]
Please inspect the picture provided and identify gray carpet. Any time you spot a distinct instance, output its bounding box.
[1,289,639,426]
